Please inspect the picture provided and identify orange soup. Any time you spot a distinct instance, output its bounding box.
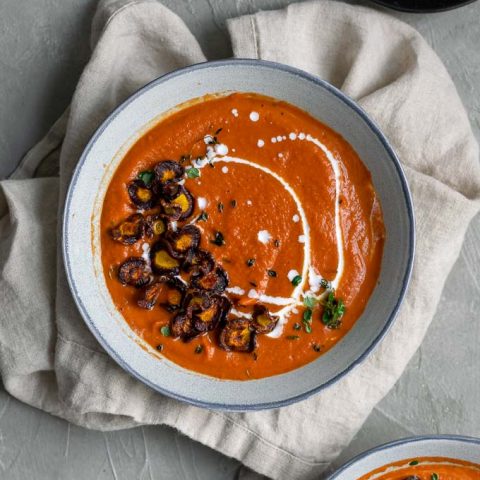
[358,456,480,479]
[100,93,385,379]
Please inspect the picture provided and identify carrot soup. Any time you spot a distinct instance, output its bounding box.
[100,93,385,379]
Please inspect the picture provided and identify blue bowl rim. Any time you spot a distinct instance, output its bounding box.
[327,434,480,479]
[62,58,415,411]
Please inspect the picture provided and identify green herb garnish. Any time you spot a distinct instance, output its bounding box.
[321,292,345,329]
[215,127,223,135]
[138,170,154,186]
[303,309,313,322]
[246,258,255,267]
[197,211,208,222]
[186,167,200,179]
[302,309,313,333]
[291,275,302,287]
[286,335,300,340]
[194,345,203,354]
[303,296,317,308]
[293,323,301,331]
[160,325,171,337]
[267,270,277,277]
[431,474,439,480]
[211,231,225,246]
[409,460,419,466]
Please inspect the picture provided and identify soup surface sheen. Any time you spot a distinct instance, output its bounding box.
[358,456,480,479]
[101,93,385,380]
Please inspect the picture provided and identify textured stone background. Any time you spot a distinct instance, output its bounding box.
[0,1,479,478]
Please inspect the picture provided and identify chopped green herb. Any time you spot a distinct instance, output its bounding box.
[230,199,237,208]
[409,460,419,466]
[246,258,255,267]
[293,323,301,331]
[291,275,302,287]
[303,323,312,334]
[267,269,277,277]
[197,211,208,222]
[138,170,154,186]
[160,325,171,337]
[211,231,225,246]
[286,335,300,340]
[321,292,345,329]
[303,296,317,308]
[312,344,321,352]
[156,344,164,352]
[215,127,223,135]
[194,345,203,354]
[431,474,439,480]
[186,167,200,179]
[274,239,280,248]
[218,202,224,213]
[303,309,313,322]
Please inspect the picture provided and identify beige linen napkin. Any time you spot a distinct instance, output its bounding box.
[1,0,479,478]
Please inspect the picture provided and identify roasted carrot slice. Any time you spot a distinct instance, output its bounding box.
[150,241,180,275]
[166,225,201,258]
[154,160,184,185]
[145,214,167,237]
[218,318,256,352]
[118,257,151,288]
[170,312,199,341]
[137,276,185,310]
[191,266,228,293]
[160,186,194,220]
[251,304,278,334]
[128,180,156,210]
[110,213,145,245]
[183,249,215,276]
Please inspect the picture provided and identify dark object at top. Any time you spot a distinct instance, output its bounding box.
[370,0,476,13]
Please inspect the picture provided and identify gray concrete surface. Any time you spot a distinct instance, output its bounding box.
[1,0,479,478]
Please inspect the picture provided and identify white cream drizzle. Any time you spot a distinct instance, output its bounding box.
[287,269,300,281]
[197,197,208,210]
[249,111,259,122]
[141,243,150,262]
[257,230,272,244]
[226,286,245,296]
[189,131,345,338]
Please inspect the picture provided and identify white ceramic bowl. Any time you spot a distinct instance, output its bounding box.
[63,59,414,410]
[328,435,480,479]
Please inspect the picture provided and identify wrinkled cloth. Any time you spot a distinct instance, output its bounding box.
[1,1,479,479]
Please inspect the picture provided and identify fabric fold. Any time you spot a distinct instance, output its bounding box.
[0,1,479,479]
